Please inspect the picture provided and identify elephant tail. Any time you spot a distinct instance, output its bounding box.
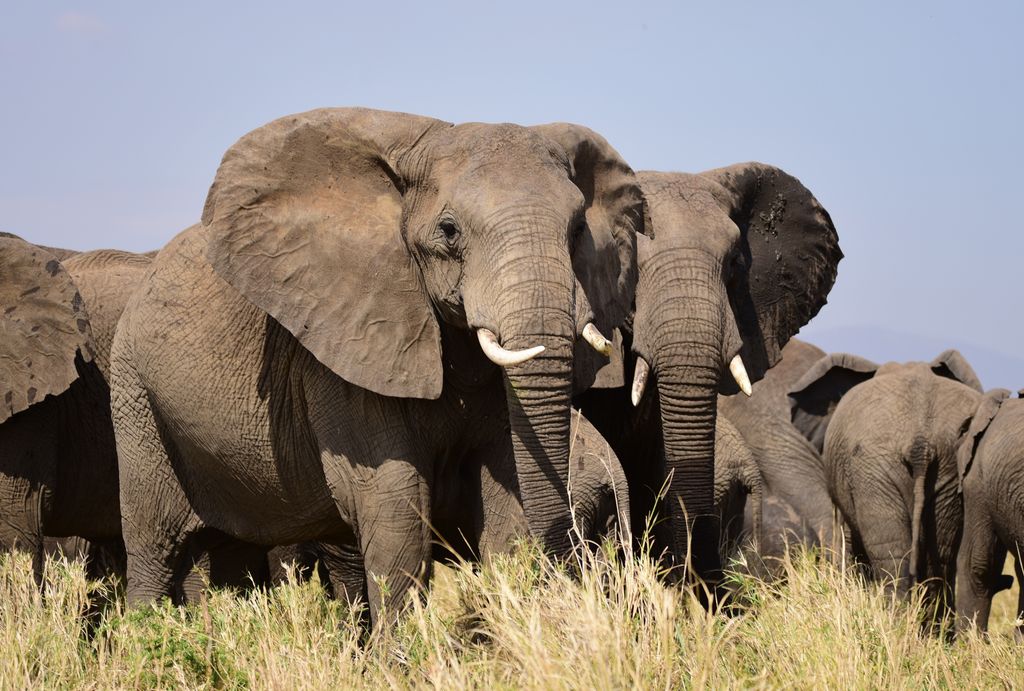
[908,436,931,583]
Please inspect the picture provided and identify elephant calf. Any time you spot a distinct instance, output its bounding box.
[720,338,835,558]
[788,349,988,615]
[714,415,763,564]
[956,389,1024,636]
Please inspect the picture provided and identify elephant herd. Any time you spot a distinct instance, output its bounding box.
[0,106,1017,637]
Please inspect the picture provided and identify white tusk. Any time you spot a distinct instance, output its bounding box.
[582,322,612,356]
[730,354,752,397]
[476,329,545,367]
[631,357,650,407]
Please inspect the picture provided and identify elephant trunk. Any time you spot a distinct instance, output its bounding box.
[485,233,577,557]
[606,444,633,546]
[657,360,722,583]
[503,343,574,554]
[639,247,731,585]
[740,460,764,555]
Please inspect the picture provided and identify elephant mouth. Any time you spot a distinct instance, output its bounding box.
[629,352,752,406]
[474,323,611,369]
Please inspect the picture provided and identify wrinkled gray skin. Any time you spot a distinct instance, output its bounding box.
[110,108,644,624]
[0,235,150,581]
[576,164,841,587]
[721,338,835,557]
[955,390,1024,637]
[713,414,762,563]
[44,536,126,581]
[788,349,987,615]
[268,412,631,601]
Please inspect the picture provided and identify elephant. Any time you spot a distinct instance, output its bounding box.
[0,234,151,582]
[713,414,763,564]
[268,410,631,600]
[787,349,988,615]
[575,164,841,587]
[43,536,127,581]
[719,338,836,557]
[955,389,1024,636]
[109,107,645,624]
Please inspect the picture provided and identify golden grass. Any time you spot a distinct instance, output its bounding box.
[0,545,1021,690]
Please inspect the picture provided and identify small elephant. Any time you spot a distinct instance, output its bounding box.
[1,235,150,582]
[719,338,835,557]
[955,389,1023,636]
[576,164,842,585]
[269,411,631,599]
[714,414,763,563]
[111,108,645,625]
[788,349,987,613]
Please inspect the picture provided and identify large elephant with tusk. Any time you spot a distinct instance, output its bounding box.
[576,164,841,588]
[109,107,643,625]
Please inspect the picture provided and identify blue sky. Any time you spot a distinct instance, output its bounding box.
[2,2,1021,386]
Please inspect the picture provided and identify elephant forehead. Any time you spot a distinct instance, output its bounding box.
[447,167,583,223]
[432,122,568,169]
[639,172,739,250]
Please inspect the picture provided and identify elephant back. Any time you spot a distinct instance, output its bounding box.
[63,249,153,380]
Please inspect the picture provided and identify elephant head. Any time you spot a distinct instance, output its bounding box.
[597,164,840,580]
[200,108,644,555]
[0,232,96,423]
[956,387,1011,486]
[788,349,984,454]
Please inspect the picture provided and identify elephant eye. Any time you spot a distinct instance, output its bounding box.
[727,248,745,277]
[438,220,461,247]
[570,218,587,252]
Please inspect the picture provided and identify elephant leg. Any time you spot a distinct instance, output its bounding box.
[112,362,203,605]
[317,542,368,609]
[0,410,54,586]
[466,435,525,560]
[177,533,271,603]
[267,544,314,585]
[0,484,45,585]
[350,462,431,626]
[853,489,912,596]
[1014,554,1024,642]
[955,503,1005,635]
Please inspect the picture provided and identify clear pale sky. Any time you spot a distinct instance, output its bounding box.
[2,2,1021,386]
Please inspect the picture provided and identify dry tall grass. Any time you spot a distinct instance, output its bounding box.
[0,543,1021,689]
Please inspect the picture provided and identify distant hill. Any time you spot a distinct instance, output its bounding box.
[796,324,1024,392]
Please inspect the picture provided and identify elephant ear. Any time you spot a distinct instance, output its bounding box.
[531,123,646,337]
[930,349,983,392]
[203,108,452,400]
[957,388,1011,484]
[0,233,95,423]
[787,353,879,453]
[704,163,842,379]
[586,231,655,390]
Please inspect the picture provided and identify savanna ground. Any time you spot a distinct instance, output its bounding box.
[1,540,1022,690]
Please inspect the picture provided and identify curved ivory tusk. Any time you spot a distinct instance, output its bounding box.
[631,357,650,407]
[477,329,545,367]
[582,323,612,356]
[730,354,752,397]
